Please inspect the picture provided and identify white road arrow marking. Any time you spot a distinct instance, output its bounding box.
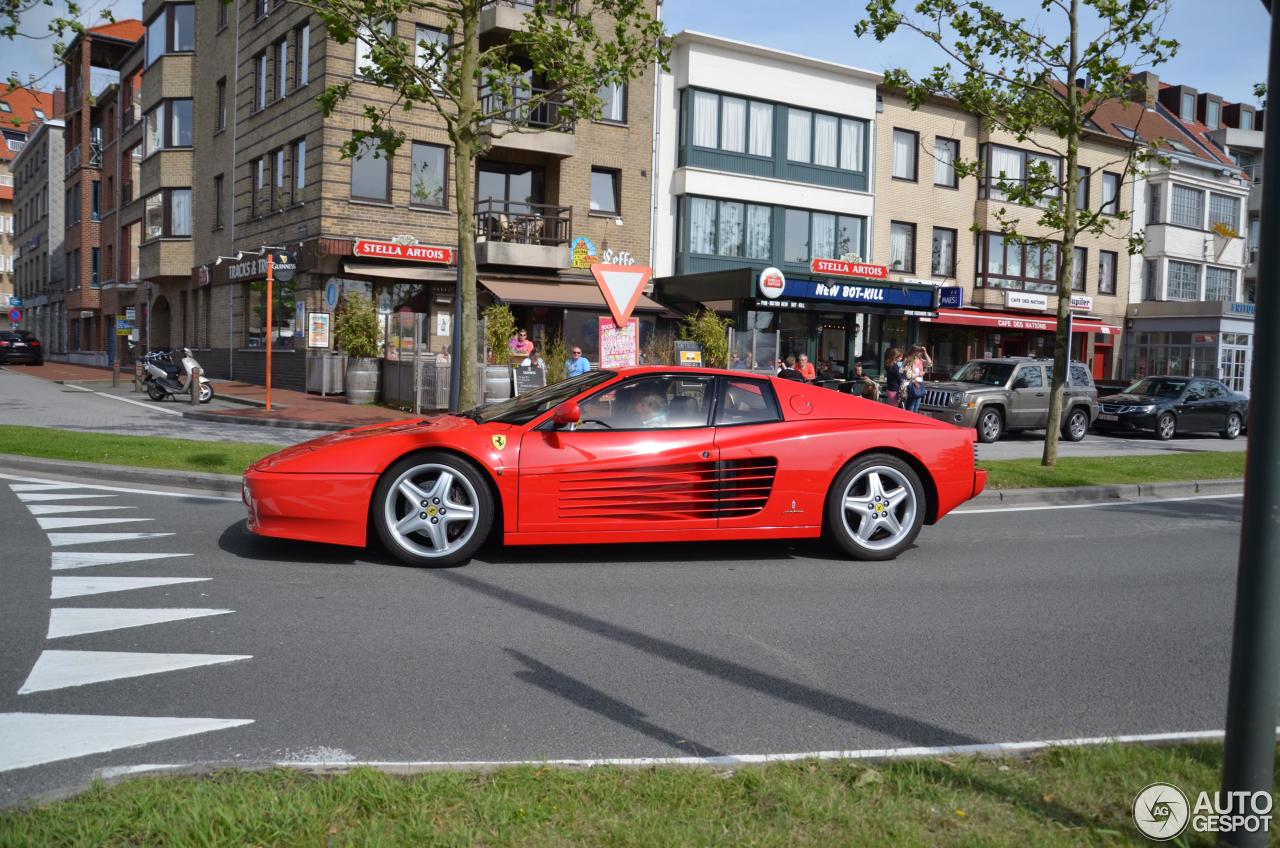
[47,532,173,547]
[50,576,208,599]
[36,516,152,530]
[51,551,192,571]
[16,492,118,503]
[47,608,233,639]
[0,713,253,773]
[25,504,136,516]
[19,650,253,694]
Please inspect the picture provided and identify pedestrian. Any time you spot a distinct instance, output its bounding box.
[520,344,545,369]
[902,345,932,414]
[797,353,817,382]
[777,356,806,382]
[883,347,904,406]
[565,345,590,378]
[818,360,838,381]
[509,329,533,357]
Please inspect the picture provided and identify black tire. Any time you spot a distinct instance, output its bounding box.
[199,383,214,403]
[1156,412,1176,441]
[825,452,926,562]
[1221,412,1242,440]
[371,451,494,568]
[146,381,166,401]
[1062,407,1089,442]
[976,407,1004,443]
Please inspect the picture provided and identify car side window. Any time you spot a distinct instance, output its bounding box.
[1205,382,1228,399]
[577,375,714,430]
[1012,367,1043,390]
[1069,364,1092,387]
[715,378,782,426]
[1185,381,1208,402]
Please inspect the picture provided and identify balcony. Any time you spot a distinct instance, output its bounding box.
[64,146,82,176]
[480,87,575,157]
[474,198,571,269]
[479,1,577,37]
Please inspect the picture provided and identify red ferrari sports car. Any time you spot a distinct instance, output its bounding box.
[243,366,986,567]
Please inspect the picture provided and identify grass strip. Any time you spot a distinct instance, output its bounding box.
[0,424,279,476]
[0,743,1253,847]
[981,451,1245,490]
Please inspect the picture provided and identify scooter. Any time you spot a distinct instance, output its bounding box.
[142,347,214,403]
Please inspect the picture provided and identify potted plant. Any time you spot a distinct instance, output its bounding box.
[481,303,518,402]
[334,291,382,404]
[680,309,732,368]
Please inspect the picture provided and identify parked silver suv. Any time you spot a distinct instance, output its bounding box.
[917,357,1099,443]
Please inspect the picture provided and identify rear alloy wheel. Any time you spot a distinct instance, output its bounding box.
[976,407,1004,443]
[373,452,493,568]
[1062,408,1089,442]
[1221,412,1242,440]
[826,453,925,561]
[1156,412,1177,441]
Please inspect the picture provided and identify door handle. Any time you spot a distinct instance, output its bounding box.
[1035,392,1046,397]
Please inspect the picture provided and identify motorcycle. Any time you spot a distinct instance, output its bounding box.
[142,347,214,403]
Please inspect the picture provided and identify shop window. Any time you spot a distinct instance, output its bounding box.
[243,278,298,349]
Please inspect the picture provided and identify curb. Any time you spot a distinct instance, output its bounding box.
[972,478,1245,506]
[0,454,242,495]
[182,410,347,432]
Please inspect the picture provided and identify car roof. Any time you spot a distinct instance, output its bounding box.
[610,365,779,381]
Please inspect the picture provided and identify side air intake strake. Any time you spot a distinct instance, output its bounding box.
[556,458,778,521]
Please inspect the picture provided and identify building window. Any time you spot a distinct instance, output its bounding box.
[687,198,772,260]
[256,53,269,110]
[1076,166,1089,210]
[355,20,393,78]
[890,222,916,272]
[218,1,229,30]
[931,227,956,276]
[254,155,268,215]
[415,26,447,89]
[689,197,716,254]
[1167,259,1200,300]
[293,137,307,191]
[1180,92,1195,121]
[350,136,390,201]
[1098,250,1117,294]
[277,38,289,98]
[273,147,287,208]
[1144,259,1159,300]
[295,24,311,87]
[1147,183,1161,224]
[589,167,620,215]
[215,78,227,132]
[1072,246,1087,291]
[146,4,194,66]
[690,90,778,159]
[143,188,191,240]
[1171,184,1204,227]
[90,247,100,288]
[891,129,917,180]
[934,137,957,187]
[91,180,100,221]
[692,91,718,148]
[980,233,1059,293]
[1209,193,1241,231]
[1206,100,1220,130]
[598,82,626,123]
[787,109,812,163]
[1205,266,1235,301]
[144,193,163,240]
[1100,172,1121,215]
[1241,110,1254,131]
[410,142,446,208]
[214,174,224,228]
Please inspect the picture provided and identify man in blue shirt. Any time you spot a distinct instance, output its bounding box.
[565,346,590,378]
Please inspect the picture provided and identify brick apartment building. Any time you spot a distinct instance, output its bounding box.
[2,87,59,311]
[185,0,659,396]
[11,117,66,351]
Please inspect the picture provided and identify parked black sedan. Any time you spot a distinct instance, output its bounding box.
[1095,376,1246,440]
[0,330,43,365]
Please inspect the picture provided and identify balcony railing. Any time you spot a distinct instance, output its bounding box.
[64,147,82,176]
[481,0,578,12]
[475,198,571,246]
[480,86,572,132]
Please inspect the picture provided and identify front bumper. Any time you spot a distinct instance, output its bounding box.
[242,468,379,548]
[1093,413,1158,434]
[919,406,978,428]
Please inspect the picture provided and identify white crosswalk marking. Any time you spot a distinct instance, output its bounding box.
[47,532,173,547]
[26,504,136,515]
[19,650,252,694]
[16,492,118,502]
[9,483,80,492]
[50,551,192,571]
[50,576,209,599]
[0,713,253,773]
[36,516,151,530]
[47,608,233,639]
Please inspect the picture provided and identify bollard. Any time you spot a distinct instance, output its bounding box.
[190,366,201,406]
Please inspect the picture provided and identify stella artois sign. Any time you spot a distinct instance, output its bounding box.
[354,240,455,264]
[810,258,889,280]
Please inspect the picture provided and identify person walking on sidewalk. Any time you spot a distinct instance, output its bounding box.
[883,348,904,407]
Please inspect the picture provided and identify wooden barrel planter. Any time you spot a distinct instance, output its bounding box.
[483,364,513,403]
[345,357,380,404]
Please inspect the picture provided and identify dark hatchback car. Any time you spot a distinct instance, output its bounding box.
[0,330,43,365]
[1095,376,1246,440]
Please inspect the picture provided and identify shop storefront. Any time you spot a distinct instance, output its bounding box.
[1124,300,1255,395]
[654,263,940,376]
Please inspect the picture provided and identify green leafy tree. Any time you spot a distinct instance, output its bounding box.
[858,0,1177,466]
[680,309,732,369]
[291,0,668,409]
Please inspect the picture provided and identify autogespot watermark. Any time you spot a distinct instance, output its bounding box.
[1133,782,1273,841]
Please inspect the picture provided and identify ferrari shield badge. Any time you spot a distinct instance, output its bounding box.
[491,434,507,451]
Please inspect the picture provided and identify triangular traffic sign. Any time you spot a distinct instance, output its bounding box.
[591,264,653,327]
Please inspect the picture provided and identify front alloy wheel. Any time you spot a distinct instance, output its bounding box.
[1221,413,1242,440]
[1063,408,1089,442]
[1156,412,1177,441]
[826,454,924,561]
[977,408,1004,443]
[373,452,493,568]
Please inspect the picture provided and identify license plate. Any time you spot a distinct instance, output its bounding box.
[1099,413,1118,421]
[13,342,25,347]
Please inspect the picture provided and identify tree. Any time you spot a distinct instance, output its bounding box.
[290,0,668,409]
[3,1,115,93]
[857,0,1176,466]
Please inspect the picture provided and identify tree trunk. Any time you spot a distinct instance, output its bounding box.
[454,4,481,410]
[1041,0,1081,468]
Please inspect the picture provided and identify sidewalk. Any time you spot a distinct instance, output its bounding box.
[4,362,411,430]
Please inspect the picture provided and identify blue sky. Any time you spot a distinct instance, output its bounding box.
[5,0,1271,107]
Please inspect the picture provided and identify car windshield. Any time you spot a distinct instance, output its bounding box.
[952,361,1015,386]
[460,370,617,425]
[1124,378,1187,398]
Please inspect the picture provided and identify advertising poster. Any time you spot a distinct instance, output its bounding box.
[598,317,639,369]
[307,312,331,348]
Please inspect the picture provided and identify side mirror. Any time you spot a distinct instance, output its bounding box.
[552,400,581,428]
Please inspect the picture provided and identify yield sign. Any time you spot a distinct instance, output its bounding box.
[591,264,653,327]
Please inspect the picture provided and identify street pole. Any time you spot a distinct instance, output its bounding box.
[1221,3,1280,843]
[448,258,462,412]
[265,255,273,413]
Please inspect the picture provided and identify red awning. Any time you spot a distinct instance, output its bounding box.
[924,308,1121,335]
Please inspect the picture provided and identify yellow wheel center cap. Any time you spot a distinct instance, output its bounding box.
[428,505,439,517]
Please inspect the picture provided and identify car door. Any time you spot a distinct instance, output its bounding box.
[1008,365,1048,428]
[516,373,720,534]
[1199,380,1232,430]
[711,376,797,529]
[1179,381,1213,431]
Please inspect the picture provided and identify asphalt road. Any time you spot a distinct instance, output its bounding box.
[0,464,1243,806]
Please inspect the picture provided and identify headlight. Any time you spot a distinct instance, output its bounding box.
[1132,404,1156,414]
